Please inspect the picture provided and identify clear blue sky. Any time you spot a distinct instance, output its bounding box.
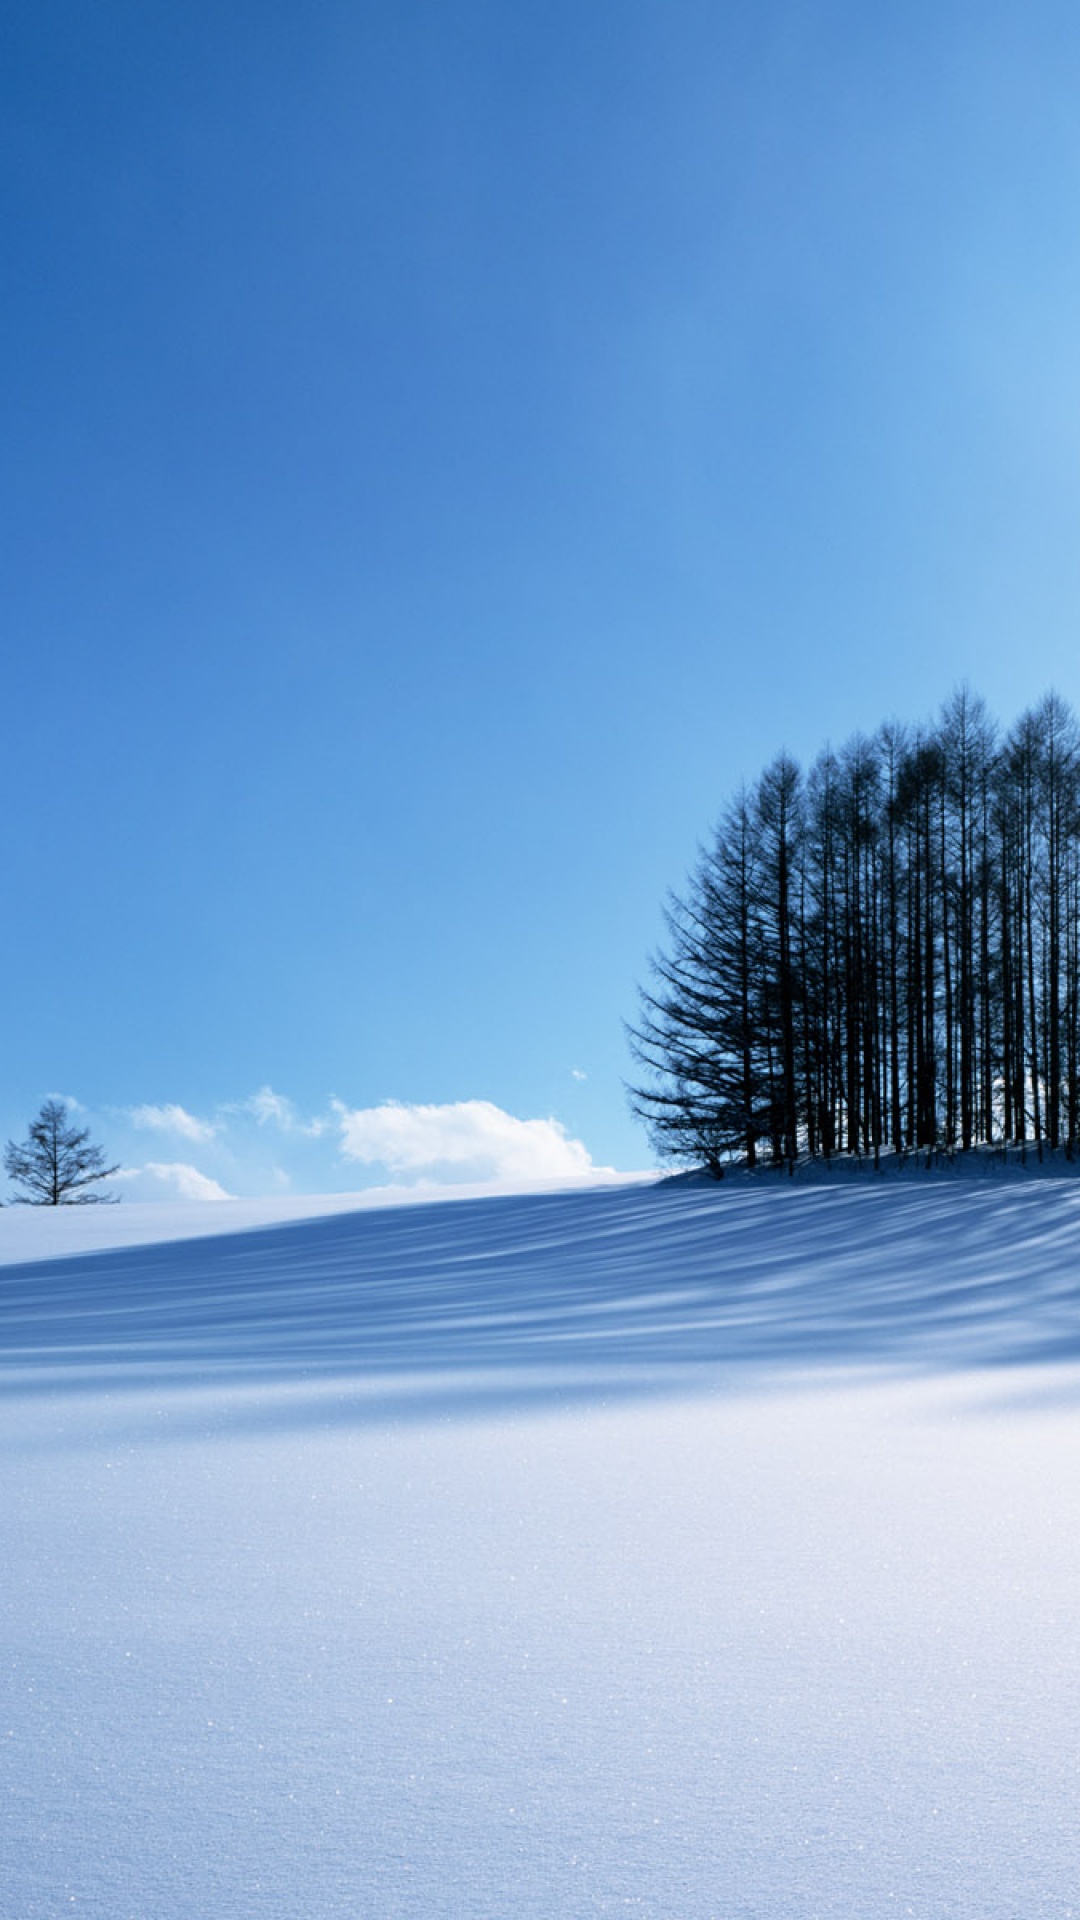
[4,0,1080,1198]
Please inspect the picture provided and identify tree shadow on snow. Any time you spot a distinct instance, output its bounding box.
[2,1178,1080,1440]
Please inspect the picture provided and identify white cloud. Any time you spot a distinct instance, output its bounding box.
[143,1161,233,1201]
[571,1067,587,1081]
[234,1087,328,1137]
[244,1086,295,1128]
[129,1103,218,1144]
[333,1098,598,1186]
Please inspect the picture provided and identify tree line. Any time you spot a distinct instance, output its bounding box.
[629,689,1080,1173]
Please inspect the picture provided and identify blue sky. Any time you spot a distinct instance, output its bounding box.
[4,0,1080,1198]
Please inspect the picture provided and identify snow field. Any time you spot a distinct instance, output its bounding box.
[2,1176,1080,1917]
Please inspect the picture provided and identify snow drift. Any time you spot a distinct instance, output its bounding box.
[3,1174,1080,1917]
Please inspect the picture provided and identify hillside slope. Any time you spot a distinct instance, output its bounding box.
[2,1173,1079,1430]
[3,1178,1080,1918]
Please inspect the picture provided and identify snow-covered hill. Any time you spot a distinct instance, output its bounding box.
[3,1175,1080,1917]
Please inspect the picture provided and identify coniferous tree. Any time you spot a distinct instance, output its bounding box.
[5,1100,120,1205]
[628,791,767,1171]
[629,688,1080,1173]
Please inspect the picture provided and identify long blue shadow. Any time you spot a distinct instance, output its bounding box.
[3,1177,1080,1436]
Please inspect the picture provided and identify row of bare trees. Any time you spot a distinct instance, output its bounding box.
[629,690,1080,1172]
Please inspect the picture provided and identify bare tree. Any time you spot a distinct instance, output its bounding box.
[628,789,768,1172]
[5,1100,120,1205]
[630,688,1080,1174]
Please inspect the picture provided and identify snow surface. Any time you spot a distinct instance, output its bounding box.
[0,1169,650,1268]
[3,1174,1080,1917]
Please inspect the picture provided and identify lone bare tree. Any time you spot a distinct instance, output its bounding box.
[5,1099,120,1204]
